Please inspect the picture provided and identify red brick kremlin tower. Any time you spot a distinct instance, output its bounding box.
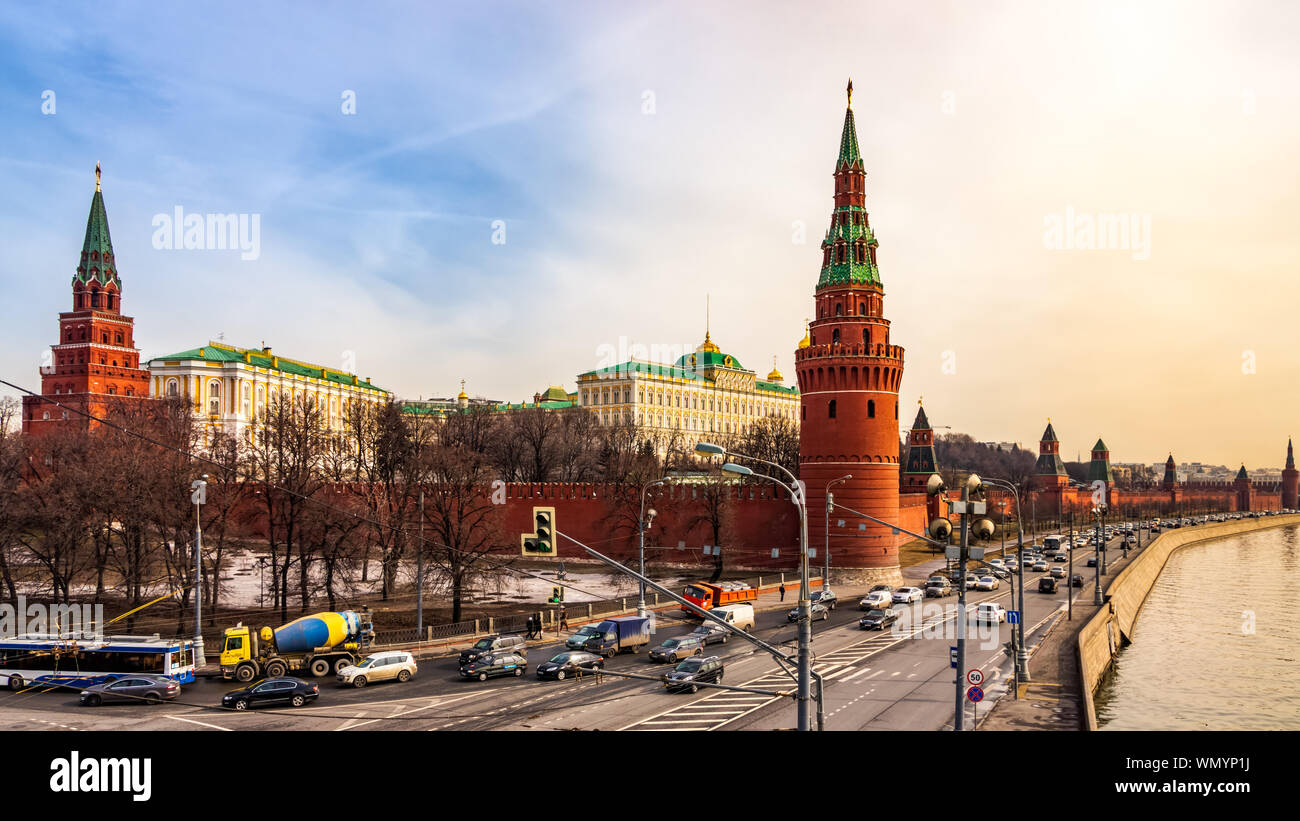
[22,166,150,434]
[1283,440,1299,510]
[797,81,905,583]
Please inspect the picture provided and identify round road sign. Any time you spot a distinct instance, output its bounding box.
[966,668,985,686]
[967,685,985,703]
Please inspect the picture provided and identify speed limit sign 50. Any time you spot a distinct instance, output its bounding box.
[966,668,985,686]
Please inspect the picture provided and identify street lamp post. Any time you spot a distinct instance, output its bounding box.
[1067,512,1074,621]
[984,477,1028,684]
[190,475,208,668]
[639,478,671,619]
[824,475,851,586]
[1093,506,1106,606]
[697,442,814,731]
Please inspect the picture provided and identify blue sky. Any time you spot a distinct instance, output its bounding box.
[2,1,1299,468]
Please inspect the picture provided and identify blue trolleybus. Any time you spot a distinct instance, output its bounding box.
[0,633,197,691]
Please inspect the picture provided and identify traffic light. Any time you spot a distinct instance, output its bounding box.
[549,586,564,604]
[521,507,556,556]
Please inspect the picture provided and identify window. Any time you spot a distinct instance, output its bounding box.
[115,332,123,345]
[835,303,843,316]
[859,302,865,315]
[863,329,870,347]
[832,329,840,344]
[208,380,221,416]
[165,379,178,397]
[868,399,875,418]
[244,384,253,418]
[828,400,837,419]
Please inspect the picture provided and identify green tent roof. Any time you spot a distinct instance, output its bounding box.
[75,188,119,287]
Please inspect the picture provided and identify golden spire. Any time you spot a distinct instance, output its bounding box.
[798,317,811,349]
[918,396,923,405]
[767,355,784,383]
[95,161,101,192]
[457,379,468,401]
[847,78,853,109]
[698,294,720,353]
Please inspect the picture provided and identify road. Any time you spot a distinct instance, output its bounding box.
[0,534,1135,731]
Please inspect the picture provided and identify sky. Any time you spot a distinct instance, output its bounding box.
[1,0,1298,469]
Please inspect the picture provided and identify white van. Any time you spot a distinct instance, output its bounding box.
[711,603,755,632]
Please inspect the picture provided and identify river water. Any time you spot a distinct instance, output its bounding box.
[1096,524,1300,730]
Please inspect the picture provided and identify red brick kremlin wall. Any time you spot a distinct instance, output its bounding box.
[224,482,932,572]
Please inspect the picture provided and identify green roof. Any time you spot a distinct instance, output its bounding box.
[673,350,745,371]
[150,342,389,393]
[1236,465,1249,480]
[578,360,711,382]
[577,359,798,395]
[537,386,571,402]
[1041,422,1059,443]
[75,188,118,287]
[1092,438,1108,452]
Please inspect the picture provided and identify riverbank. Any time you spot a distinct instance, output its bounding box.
[980,513,1300,731]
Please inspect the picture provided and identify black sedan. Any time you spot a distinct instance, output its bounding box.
[80,675,180,706]
[859,608,900,630]
[221,677,318,711]
[1071,574,1085,587]
[1086,557,1098,567]
[536,651,604,680]
[1038,577,1059,593]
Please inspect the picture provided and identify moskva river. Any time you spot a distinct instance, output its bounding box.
[1097,524,1300,730]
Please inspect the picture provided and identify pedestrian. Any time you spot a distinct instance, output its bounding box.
[779,583,786,602]
[559,606,568,632]
[526,614,536,639]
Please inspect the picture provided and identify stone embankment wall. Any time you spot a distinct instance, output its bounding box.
[1077,513,1300,729]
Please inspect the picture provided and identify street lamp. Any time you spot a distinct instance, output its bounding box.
[983,477,1029,686]
[639,477,672,619]
[824,475,852,586]
[1091,505,1107,606]
[190,474,208,668]
[697,440,816,732]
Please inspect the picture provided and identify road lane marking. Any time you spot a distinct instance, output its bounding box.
[164,715,231,731]
[841,667,872,683]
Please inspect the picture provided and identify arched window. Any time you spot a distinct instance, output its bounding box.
[243,384,252,418]
[832,328,840,345]
[835,303,843,316]
[859,302,865,315]
[256,384,265,418]
[828,400,837,419]
[868,399,875,418]
[208,380,221,416]
[165,378,179,397]
[863,329,870,347]
[115,332,123,345]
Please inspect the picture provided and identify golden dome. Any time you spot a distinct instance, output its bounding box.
[797,318,811,349]
[767,356,784,382]
[457,378,468,401]
[697,331,721,354]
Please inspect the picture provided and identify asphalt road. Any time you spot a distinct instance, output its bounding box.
[0,534,1136,731]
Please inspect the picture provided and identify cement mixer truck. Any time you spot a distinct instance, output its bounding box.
[219,609,375,682]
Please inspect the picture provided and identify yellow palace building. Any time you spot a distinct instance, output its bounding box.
[574,331,800,437]
[146,341,391,443]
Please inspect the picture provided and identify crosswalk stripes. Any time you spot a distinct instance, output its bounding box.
[621,605,978,731]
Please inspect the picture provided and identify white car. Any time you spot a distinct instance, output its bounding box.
[975,576,999,591]
[964,573,981,590]
[974,603,1006,624]
[892,587,924,604]
[1032,560,1048,572]
[859,591,892,611]
[336,651,417,688]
